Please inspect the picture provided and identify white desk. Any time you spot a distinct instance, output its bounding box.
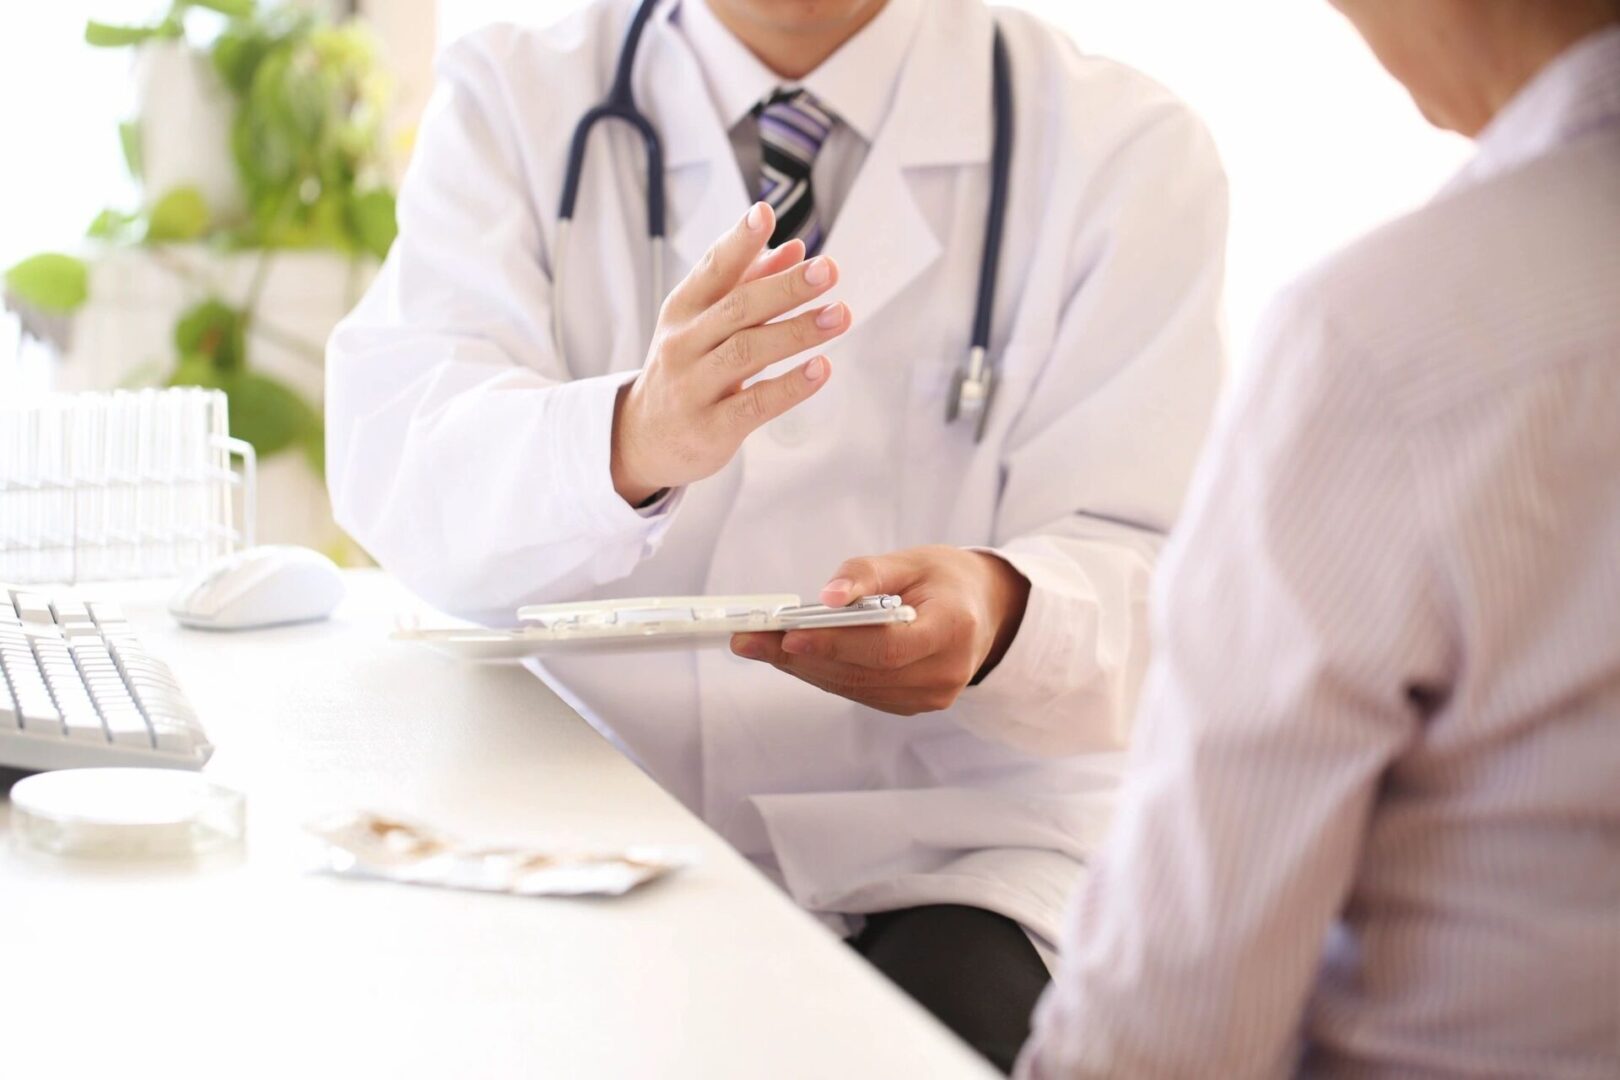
[0,572,993,1079]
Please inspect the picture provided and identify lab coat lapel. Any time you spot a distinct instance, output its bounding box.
[666,153,752,279]
[819,0,994,332]
[640,0,994,322]
[820,140,940,333]
[641,14,753,276]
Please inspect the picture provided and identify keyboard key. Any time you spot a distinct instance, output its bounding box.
[14,594,54,624]
[20,700,64,736]
[50,599,90,621]
[150,721,204,754]
[52,694,98,720]
[64,709,108,742]
[87,602,127,626]
[10,675,49,701]
[99,705,152,746]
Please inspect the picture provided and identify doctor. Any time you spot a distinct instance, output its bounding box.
[327,0,1225,1066]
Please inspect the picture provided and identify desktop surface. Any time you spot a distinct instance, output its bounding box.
[0,571,992,1079]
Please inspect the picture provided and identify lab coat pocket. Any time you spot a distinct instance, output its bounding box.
[897,343,1038,546]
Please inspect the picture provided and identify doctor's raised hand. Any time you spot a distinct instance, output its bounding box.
[609,202,851,506]
[732,546,1031,716]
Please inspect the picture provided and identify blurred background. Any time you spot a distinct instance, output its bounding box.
[0,0,1470,557]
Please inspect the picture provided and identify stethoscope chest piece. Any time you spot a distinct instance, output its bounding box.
[947,346,998,443]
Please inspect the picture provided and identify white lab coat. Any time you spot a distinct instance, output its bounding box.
[327,0,1227,952]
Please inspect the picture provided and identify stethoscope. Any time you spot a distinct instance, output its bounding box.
[556,0,1014,441]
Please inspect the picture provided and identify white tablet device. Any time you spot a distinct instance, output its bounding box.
[393,594,917,661]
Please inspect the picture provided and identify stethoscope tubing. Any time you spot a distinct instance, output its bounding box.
[558,0,666,236]
[553,0,1011,440]
[972,26,1014,355]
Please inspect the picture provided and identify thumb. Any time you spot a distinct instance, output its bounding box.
[820,553,920,607]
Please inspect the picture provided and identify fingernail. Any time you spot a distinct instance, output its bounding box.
[822,577,853,598]
[746,203,767,232]
[814,303,843,329]
[804,257,832,286]
[733,638,762,659]
[805,356,828,382]
[781,634,810,656]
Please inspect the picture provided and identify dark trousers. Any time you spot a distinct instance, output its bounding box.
[849,904,1051,1074]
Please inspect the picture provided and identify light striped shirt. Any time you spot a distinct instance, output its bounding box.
[1021,26,1620,1079]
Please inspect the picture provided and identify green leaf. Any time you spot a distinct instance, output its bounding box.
[348,188,397,260]
[188,0,256,16]
[168,357,223,391]
[299,419,326,479]
[174,299,247,372]
[306,190,351,249]
[84,21,163,47]
[146,186,212,242]
[220,370,319,459]
[213,29,267,96]
[3,253,90,314]
[119,119,144,180]
[87,208,142,242]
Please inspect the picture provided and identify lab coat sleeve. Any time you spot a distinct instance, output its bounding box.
[325,36,680,623]
[1017,291,1437,1079]
[949,97,1229,757]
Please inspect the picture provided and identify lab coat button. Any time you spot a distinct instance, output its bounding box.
[770,412,809,447]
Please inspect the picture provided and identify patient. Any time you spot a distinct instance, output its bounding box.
[1019,1,1620,1076]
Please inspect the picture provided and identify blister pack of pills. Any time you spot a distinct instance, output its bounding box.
[307,810,696,898]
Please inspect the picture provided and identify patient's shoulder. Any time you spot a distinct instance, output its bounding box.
[1268,132,1620,419]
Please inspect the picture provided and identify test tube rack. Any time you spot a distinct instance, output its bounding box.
[0,388,256,585]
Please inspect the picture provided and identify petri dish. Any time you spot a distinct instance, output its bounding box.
[10,767,245,859]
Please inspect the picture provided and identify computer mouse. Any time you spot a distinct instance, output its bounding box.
[169,545,346,631]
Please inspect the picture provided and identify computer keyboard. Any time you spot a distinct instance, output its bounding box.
[0,585,211,773]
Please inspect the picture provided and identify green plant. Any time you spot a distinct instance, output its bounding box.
[216,9,398,259]
[4,255,90,314]
[4,1,397,477]
[85,0,254,48]
[167,298,323,464]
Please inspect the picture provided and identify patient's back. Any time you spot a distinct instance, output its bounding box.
[1295,112,1620,1078]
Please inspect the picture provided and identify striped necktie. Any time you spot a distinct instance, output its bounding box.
[757,88,834,255]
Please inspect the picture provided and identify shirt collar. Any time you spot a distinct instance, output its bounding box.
[674,0,924,140]
[1456,24,1620,188]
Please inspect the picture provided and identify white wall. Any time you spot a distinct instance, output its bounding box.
[436,0,1473,361]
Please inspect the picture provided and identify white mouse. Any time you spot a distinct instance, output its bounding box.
[170,545,346,631]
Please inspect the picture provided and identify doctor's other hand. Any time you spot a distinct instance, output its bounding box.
[610,202,852,506]
[731,546,1031,716]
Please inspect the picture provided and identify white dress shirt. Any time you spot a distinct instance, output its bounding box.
[1021,26,1620,1079]
[677,0,923,230]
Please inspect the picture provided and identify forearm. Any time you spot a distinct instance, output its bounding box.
[327,318,679,621]
[951,517,1161,756]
